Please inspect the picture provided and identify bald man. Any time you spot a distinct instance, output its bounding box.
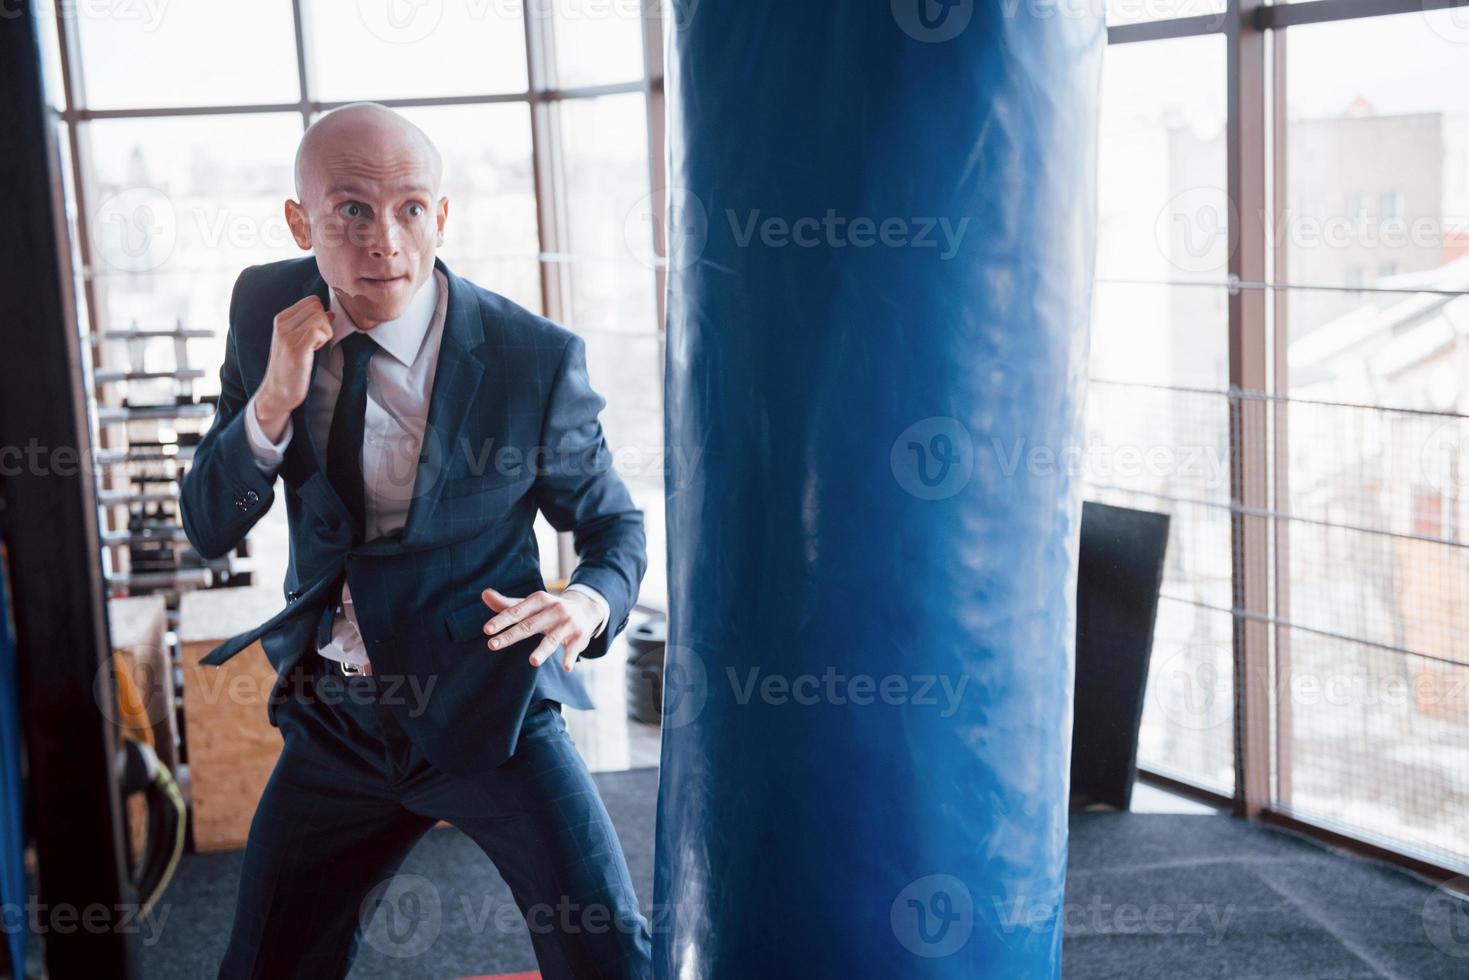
[180,103,652,979]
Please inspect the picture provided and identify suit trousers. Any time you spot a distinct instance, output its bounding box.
[217,652,653,979]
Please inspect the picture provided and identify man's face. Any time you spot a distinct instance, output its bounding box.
[286,128,448,330]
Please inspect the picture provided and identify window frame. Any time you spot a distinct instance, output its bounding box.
[48,0,670,614]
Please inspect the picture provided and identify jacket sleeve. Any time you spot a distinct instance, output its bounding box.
[532,333,647,660]
[179,266,278,560]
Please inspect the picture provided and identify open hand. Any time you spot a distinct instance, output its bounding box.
[481,587,601,673]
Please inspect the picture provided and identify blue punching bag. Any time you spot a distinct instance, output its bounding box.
[653,1,1103,976]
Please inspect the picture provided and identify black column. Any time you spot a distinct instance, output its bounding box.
[0,9,138,978]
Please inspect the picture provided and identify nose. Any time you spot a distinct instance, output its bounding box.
[367,214,401,259]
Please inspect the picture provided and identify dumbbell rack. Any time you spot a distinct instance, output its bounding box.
[91,322,255,605]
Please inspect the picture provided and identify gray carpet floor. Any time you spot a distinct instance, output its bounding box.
[139,769,1465,979]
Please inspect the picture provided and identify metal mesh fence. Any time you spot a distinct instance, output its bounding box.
[1084,378,1469,870]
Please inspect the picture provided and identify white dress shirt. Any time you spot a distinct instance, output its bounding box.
[242,268,608,667]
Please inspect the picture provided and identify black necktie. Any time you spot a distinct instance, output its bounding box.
[326,331,378,535]
[318,331,377,650]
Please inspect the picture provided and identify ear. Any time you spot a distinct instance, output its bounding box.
[435,196,449,247]
[284,199,311,251]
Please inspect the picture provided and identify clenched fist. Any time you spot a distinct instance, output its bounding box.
[253,295,336,442]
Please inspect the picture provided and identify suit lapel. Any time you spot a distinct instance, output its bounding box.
[400,258,486,547]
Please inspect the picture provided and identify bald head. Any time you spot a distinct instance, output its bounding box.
[284,101,450,331]
[294,102,443,200]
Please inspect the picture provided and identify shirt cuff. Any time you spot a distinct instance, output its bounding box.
[563,583,611,639]
[242,392,292,474]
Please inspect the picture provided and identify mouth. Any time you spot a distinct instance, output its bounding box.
[359,274,408,290]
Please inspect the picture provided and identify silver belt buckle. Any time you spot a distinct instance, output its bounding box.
[339,659,373,677]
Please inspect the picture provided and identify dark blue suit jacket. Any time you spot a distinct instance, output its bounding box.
[180,256,646,775]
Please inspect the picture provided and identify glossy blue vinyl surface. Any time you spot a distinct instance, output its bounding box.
[654,2,1104,975]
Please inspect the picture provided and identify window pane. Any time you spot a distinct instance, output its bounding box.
[1280,10,1469,870]
[85,113,303,345]
[1286,10,1469,305]
[560,94,655,333]
[1090,35,1233,794]
[392,104,542,314]
[551,0,646,87]
[305,0,528,101]
[558,92,663,608]
[75,1,299,109]
[37,3,67,111]
[1097,34,1228,287]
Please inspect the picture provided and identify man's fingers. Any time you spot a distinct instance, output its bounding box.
[480,587,520,613]
[488,607,563,650]
[276,296,325,331]
[483,590,550,635]
[277,312,334,357]
[529,633,564,667]
[277,294,324,321]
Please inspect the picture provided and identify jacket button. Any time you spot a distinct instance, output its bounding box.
[286,589,301,602]
[244,490,260,505]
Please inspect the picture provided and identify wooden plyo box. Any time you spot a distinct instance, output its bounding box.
[107,594,178,770]
[178,587,286,853]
